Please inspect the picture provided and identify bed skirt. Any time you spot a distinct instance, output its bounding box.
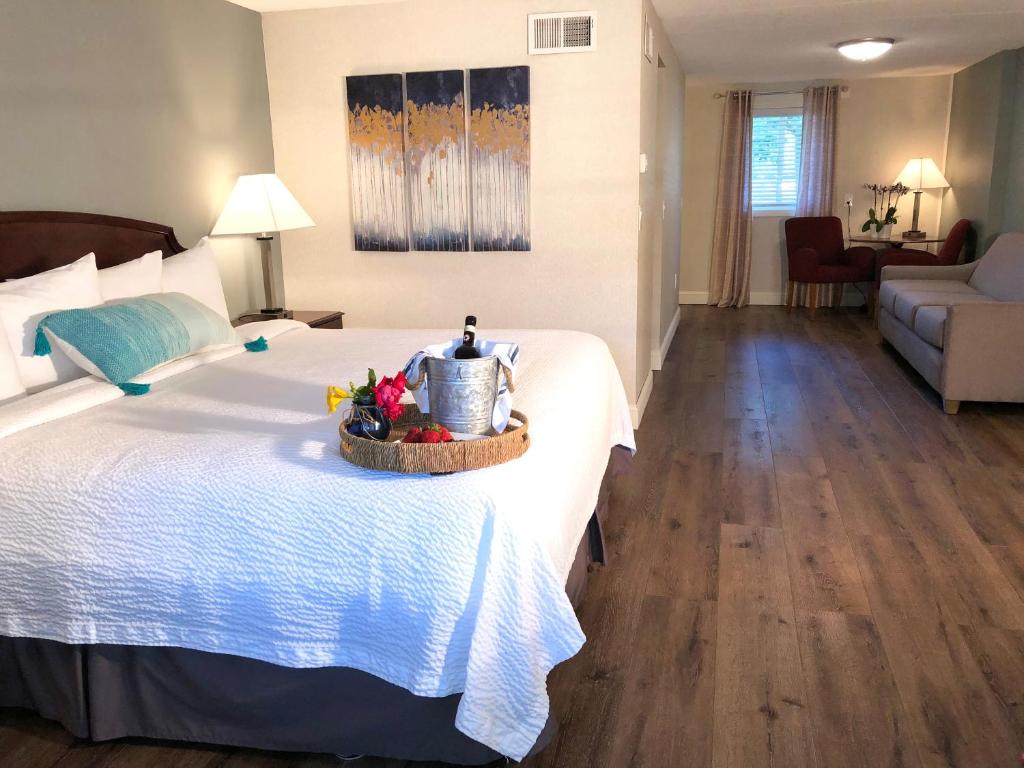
[0,447,632,765]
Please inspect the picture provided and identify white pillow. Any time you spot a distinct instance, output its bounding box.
[0,332,27,406]
[161,237,230,320]
[99,250,163,302]
[0,253,104,392]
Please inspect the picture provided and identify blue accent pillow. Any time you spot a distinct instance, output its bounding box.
[35,293,240,392]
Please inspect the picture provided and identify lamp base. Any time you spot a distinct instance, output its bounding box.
[259,308,293,319]
[902,230,927,240]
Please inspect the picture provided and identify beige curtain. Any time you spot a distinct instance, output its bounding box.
[795,85,840,307]
[707,90,753,308]
[796,85,838,216]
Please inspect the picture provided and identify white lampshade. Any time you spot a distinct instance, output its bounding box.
[211,173,315,236]
[894,158,949,191]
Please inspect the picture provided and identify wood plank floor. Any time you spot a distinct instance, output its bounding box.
[5,306,1024,768]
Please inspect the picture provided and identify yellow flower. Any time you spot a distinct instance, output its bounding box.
[326,385,351,414]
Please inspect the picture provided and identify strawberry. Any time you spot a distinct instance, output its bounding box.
[439,427,453,442]
[421,430,442,444]
[402,427,422,444]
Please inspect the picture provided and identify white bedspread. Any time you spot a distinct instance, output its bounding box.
[0,324,634,760]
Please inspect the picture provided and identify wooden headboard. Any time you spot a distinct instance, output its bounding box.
[0,211,186,281]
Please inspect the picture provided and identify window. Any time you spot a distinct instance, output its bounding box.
[751,112,802,215]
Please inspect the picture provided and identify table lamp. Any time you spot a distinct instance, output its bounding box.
[211,173,315,319]
[893,158,949,240]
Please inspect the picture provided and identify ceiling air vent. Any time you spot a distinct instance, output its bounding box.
[528,12,596,55]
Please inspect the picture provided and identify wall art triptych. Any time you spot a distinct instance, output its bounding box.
[469,66,531,252]
[345,74,408,252]
[405,70,469,251]
[345,66,530,253]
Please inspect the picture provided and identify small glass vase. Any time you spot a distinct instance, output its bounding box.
[345,396,391,441]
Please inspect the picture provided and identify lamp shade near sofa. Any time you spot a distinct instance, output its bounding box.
[211,174,315,317]
[893,158,949,239]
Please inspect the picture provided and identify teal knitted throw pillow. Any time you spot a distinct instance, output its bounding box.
[35,293,243,393]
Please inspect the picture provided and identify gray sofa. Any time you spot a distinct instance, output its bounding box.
[878,232,1024,414]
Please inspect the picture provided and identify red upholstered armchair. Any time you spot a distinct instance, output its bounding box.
[872,219,974,313]
[784,216,876,319]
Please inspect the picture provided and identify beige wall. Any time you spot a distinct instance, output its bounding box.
[680,81,722,302]
[262,0,649,402]
[0,0,275,317]
[681,75,953,303]
[637,0,685,389]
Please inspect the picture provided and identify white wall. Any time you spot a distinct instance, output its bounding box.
[262,0,648,401]
[0,0,275,317]
[681,75,953,303]
[638,0,685,388]
[656,54,685,346]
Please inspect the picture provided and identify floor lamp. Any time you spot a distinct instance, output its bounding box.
[211,174,315,318]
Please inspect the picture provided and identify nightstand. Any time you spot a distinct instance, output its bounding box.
[234,310,344,329]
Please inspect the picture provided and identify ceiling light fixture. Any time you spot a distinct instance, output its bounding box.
[835,38,895,61]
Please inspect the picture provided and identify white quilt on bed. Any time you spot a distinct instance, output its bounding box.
[0,323,634,760]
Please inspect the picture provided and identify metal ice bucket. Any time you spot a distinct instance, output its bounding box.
[424,355,500,435]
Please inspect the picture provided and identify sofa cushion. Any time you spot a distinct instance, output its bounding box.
[968,232,1024,302]
[893,290,996,329]
[878,279,980,315]
[912,305,948,348]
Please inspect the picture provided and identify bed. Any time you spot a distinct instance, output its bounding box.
[0,212,635,764]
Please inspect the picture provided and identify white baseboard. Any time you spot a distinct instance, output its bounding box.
[652,306,681,371]
[630,370,654,429]
[679,290,709,305]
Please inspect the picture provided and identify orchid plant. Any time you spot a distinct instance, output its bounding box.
[861,182,910,233]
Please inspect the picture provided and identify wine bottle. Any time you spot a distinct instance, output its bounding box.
[453,315,482,359]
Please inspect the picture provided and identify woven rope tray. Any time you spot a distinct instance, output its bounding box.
[339,404,529,474]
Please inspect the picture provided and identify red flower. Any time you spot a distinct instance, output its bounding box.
[374,371,408,422]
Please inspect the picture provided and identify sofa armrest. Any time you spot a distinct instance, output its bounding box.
[880,261,978,283]
[941,302,1024,403]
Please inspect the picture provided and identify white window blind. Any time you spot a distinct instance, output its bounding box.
[751,113,803,214]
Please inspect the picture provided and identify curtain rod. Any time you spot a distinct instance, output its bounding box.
[713,85,849,99]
